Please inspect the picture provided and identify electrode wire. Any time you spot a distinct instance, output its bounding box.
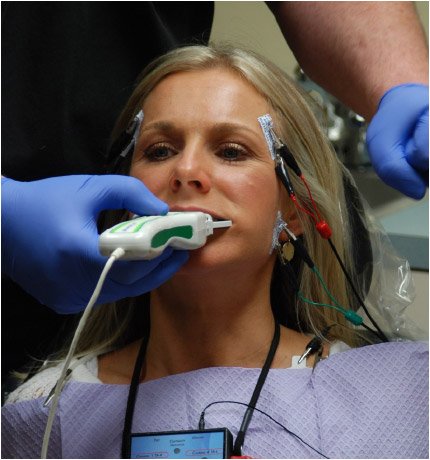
[121,321,280,459]
[293,169,387,340]
[299,175,324,223]
[290,195,319,224]
[199,400,329,459]
[273,138,388,343]
[327,238,389,342]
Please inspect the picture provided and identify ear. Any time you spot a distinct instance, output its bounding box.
[279,208,303,242]
[286,208,303,236]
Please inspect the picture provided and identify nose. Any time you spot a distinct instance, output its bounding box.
[169,143,211,194]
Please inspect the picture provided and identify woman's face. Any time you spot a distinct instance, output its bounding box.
[131,67,287,274]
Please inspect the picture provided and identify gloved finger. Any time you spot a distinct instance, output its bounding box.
[366,86,429,199]
[372,151,427,199]
[100,250,190,302]
[59,250,188,313]
[39,282,86,315]
[122,250,189,296]
[88,175,168,216]
[367,94,426,161]
[81,230,175,284]
[55,302,89,316]
[421,171,429,187]
[107,246,175,285]
[406,108,429,172]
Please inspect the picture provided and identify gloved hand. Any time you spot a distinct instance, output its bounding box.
[2,175,189,314]
[366,83,429,199]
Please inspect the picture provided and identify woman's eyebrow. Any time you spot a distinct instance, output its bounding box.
[139,121,262,139]
[139,121,176,135]
[210,122,261,139]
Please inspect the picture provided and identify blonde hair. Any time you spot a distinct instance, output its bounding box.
[75,44,367,357]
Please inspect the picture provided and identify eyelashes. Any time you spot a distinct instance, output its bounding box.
[220,143,249,162]
[136,141,253,163]
[140,142,176,162]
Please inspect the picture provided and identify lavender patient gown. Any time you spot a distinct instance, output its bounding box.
[2,341,428,459]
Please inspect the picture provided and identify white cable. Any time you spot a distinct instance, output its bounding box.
[41,247,125,459]
[41,349,112,409]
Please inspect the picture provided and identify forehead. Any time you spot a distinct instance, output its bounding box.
[142,68,272,128]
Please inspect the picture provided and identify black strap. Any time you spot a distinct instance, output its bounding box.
[232,321,280,456]
[121,318,150,459]
[121,320,281,459]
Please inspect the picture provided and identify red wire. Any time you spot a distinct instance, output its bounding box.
[290,195,318,224]
[300,175,323,222]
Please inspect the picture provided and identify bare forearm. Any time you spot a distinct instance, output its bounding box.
[269,1,429,120]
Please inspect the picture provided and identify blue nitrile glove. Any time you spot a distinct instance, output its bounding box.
[2,175,189,314]
[366,83,429,199]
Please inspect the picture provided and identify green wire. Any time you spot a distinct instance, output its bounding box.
[311,266,342,307]
[298,267,364,326]
[297,292,344,313]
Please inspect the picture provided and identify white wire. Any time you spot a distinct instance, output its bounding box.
[41,247,125,459]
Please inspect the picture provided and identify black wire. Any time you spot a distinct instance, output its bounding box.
[121,318,279,459]
[121,318,150,459]
[233,322,280,455]
[361,322,382,338]
[273,143,388,344]
[281,256,383,343]
[327,238,389,343]
[200,400,329,459]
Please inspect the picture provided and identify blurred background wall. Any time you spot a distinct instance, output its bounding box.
[211,2,429,336]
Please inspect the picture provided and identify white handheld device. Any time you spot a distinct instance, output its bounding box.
[99,212,232,260]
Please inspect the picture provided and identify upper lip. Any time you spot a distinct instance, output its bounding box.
[169,205,228,221]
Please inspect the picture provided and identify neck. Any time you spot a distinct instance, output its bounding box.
[97,260,319,385]
[144,264,277,380]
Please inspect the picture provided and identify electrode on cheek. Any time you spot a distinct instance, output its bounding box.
[270,211,285,254]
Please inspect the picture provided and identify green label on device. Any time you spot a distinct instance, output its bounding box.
[151,226,194,248]
[110,216,161,234]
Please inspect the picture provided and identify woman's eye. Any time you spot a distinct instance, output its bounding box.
[219,144,248,161]
[142,144,175,161]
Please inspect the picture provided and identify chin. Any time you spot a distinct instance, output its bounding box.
[174,244,236,276]
[174,241,273,278]
[178,250,224,272]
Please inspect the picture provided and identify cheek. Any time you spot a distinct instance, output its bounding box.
[130,164,168,196]
[130,161,280,211]
[221,170,281,244]
[225,167,279,208]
